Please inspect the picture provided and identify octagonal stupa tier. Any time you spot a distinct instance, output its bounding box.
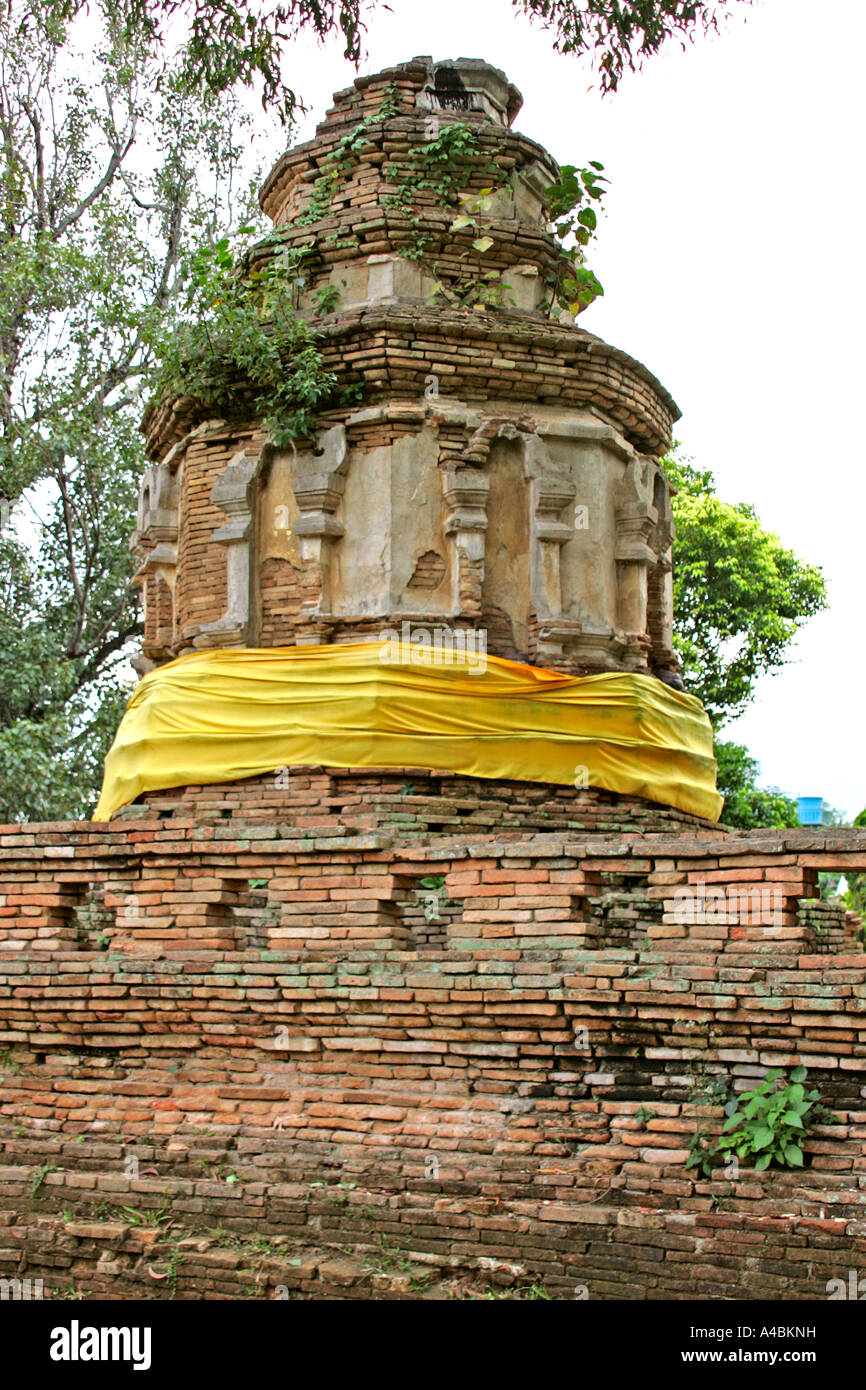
[134,56,682,683]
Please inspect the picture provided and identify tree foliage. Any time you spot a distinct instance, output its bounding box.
[32,0,755,118]
[713,740,800,832]
[513,0,753,93]
[664,450,827,727]
[844,809,866,916]
[662,449,828,831]
[0,0,265,819]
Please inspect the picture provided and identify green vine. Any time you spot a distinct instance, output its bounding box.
[383,122,501,233]
[540,162,608,315]
[387,123,497,209]
[297,82,402,227]
[383,122,607,317]
[383,122,506,310]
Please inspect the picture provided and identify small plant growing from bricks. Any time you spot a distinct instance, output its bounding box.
[714,1066,821,1172]
[117,1198,174,1228]
[364,1232,415,1277]
[0,1049,20,1075]
[30,1163,60,1197]
[164,1244,184,1301]
[539,162,607,316]
[453,1279,552,1300]
[688,1066,834,1176]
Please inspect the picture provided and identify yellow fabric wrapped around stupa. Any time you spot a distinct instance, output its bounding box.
[93,641,722,822]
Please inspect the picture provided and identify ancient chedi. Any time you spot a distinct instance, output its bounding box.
[136,57,678,676]
[99,55,720,824]
[3,57,866,1308]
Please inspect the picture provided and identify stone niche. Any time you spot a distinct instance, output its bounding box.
[134,56,683,683]
[129,456,181,674]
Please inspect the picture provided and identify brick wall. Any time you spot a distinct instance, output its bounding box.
[1,810,864,1300]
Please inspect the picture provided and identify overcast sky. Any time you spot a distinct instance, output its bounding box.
[272,0,865,819]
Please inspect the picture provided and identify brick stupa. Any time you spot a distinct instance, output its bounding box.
[1,60,864,1304]
[136,57,680,680]
[128,54,709,833]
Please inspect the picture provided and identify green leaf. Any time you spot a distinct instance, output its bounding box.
[751,1127,774,1150]
[790,1065,807,1082]
[472,236,494,253]
[784,1144,804,1166]
[754,1153,772,1171]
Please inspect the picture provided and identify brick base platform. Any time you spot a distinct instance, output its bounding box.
[120,765,719,836]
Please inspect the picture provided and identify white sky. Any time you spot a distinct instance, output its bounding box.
[272,0,865,819]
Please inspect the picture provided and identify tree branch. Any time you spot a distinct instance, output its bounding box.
[52,128,136,239]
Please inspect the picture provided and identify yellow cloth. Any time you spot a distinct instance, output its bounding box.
[93,641,722,822]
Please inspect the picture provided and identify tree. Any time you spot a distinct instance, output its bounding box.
[0,0,266,820]
[662,450,828,831]
[664,451,827,727]
[31,0,755,118]
[512,0,753,93]
[844,809,866,916]
[714,741,800,832]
